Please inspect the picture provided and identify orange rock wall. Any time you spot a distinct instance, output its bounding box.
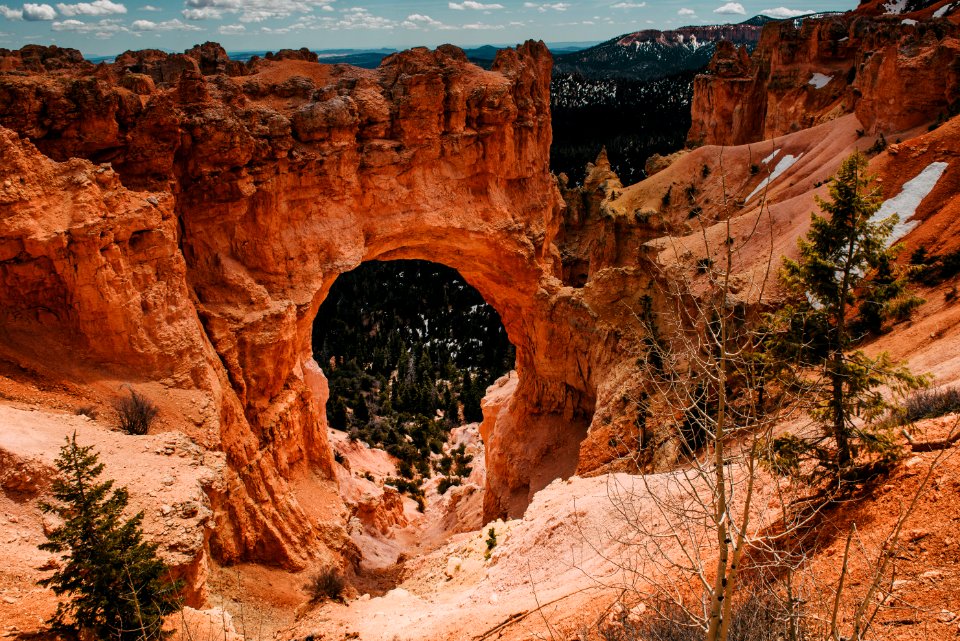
[689,15,960,146]
[0,42,629,572]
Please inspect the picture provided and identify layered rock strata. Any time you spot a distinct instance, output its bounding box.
[689,14,960,146]
[0,42,634,577]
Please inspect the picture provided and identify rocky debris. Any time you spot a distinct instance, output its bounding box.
[0,450,51,497]
[354,486,408,536]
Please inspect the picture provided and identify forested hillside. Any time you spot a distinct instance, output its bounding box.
[313,260,514,486]
[549,17,769,185]
[551,70,695,185]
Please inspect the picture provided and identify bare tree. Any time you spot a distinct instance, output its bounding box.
[571,150,955,641]
[572,147,810,641]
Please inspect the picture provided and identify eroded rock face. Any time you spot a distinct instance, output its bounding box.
[689,15,960,146]
[0,42,632,576]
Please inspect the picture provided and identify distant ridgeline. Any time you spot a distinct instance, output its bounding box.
[549,15,837,185]
[313,260,514,480]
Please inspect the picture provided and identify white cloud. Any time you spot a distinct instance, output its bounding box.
[461,21,504,29]
[1,1,63,19]
[131,16,201,30]
[760,6,812,18]
[523,2,569,12]
[182,6,219,19]
[402,12,446,28]
[612,2,646,8]
[449,1,503,9]
[183,0,335,24]
[57,0,125,16]
[331,7,394,29]
[714,2,745,14]
[140,3,159,9]
[218,22,243,33]
[678,8,696,16]
[52,16,128,34]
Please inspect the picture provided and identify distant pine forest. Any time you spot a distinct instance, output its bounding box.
[550,70,696,186]
[313,260,514,483]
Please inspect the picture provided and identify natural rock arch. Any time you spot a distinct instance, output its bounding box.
[0,41,637,572]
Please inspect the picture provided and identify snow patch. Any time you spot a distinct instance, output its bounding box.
[883,0,907,14]
[873,161,949,244]
[746,153,803,203]
[762,149,779,165]
[806,290,823,310]
[934,3,954,18]
[902,18,918,25]
[809,73,832,89]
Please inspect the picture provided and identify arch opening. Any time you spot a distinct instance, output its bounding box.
[312,259,515,499]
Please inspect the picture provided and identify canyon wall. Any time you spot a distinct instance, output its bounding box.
[689,14,960,146]
[9,10,955,586]
[0,42,647,574]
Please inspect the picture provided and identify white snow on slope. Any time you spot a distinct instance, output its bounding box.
[762,149,779,164]
[873,161,949,244]
[809,73,832,89]
[883,0,907,14]
[902,18,918,25]
[746,153,803,202]
[935,3,954,18]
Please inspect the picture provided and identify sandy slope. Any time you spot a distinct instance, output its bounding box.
[0,402,222,635]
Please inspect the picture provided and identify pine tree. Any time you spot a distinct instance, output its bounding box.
[329,397,349,430]
[353,394,370,425]
[767,153,925,479]
[38,434,180,641]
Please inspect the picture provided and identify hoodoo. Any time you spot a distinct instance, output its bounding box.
[689,14,960,146]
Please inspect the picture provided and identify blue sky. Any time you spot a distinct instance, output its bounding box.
[0,0,856,56]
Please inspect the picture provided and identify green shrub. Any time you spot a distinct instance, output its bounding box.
[900,386,960,424]
[484,527,497,559]
[599,595,791,641]
[661,186,672,207]
[437,476,462,495]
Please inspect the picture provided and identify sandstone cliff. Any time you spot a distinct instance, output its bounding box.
[689,13,960,145]
[3,18,959,605]
[0,41,619,580]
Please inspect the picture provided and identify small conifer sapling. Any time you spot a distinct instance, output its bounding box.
[38,434,180,641]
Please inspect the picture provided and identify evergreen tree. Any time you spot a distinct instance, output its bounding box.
[353,395,370,424]
[38,434,180,640]
[767,153,924,478]
[329,397,349,430]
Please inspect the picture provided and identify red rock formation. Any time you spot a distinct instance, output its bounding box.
[689,14,960,146]
[4,27,956,601]
[0,42,621,577]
